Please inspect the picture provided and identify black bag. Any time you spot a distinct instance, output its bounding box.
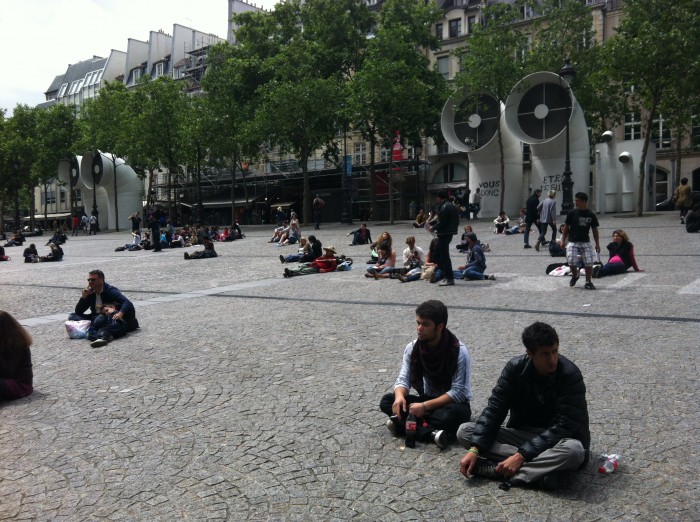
[549,242,566,257]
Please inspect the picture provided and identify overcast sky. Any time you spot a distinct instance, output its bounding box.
[1,0,279,116]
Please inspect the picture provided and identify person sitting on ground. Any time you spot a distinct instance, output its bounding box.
[456,225,474,252]
[347,223,372,245]
[413,209,428,229]
[368,231,393,263]
[0,246,8,262]
[23,243,39,263]
[45,229,67,246]
[0,310,34,401]
[39,242,64,262]
[455,233,495,281]
[458,321,589,490]
[279,220,301,246]
[170,230,185,248]
[184,236,218,260]
[505,208,527,235]
[283,245,339,277]
[3,231,26,248]
[592,229,643,278]
[380,299,472,449]
[493,212,510,234]
[268,221,290,243]
[366,243,397,279]
[280,237,311,264]
[684,203,700,233]
[68,269,139,348]
[393,236,425,281]
[218,227,230,241]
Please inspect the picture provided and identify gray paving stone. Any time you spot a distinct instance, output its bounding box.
[0,213,698,520]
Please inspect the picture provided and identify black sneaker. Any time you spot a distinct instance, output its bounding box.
[524,244,532,249]
[184,252,190,260]
[584,281,596,290]
[537,473,560,491]
[472,458,503,480]
[432,430,451,449]
[569,274,579,287]
[535,240,540,251]
[592,265,601,278]
[279,254,285,264]
[386,416,404,436]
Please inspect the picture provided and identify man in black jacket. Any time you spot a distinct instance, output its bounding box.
[457,322,589,489]
[523,189,541,249]
[428,190,459,286]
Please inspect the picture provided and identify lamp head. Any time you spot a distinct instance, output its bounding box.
[559,59,576,86]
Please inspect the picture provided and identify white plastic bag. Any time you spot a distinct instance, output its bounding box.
[65,320,92,339]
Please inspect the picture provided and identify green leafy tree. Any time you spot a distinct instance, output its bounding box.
[128,76,191,220]
[4,105,39,229]
[234,0,373,224]
[351,0,446,220]
[34,105,79,221]
[453,1,531,213]
[605,0,700,215]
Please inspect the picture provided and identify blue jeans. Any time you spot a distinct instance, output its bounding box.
[597,262,627,277]
[461,267,486,280]
[367,266,393,275]
[538,222,556,243]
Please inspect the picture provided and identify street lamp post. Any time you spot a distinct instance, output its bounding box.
[559,59,576,215]
[92,162,100,231]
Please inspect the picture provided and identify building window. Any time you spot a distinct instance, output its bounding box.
[448,19,461,38]
[437,56,450,79]
[380,147,390,162]
[624,113,641,140]
[467,16,477,34]
[650,115,671,150]
[57,83,68,98]
[75,189,82,203]
[155,62,164,77]
[435,23,443,41]
[133,69,142,82]
[691,112,700,149]
[354,142,366,165]
[521,5,534,20]
[60,190,66,204]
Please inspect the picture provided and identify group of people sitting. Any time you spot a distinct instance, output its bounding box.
[361,231,496,284]
[269,219,302,246]
[20,242,63,263]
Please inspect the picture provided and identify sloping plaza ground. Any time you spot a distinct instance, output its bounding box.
[0,211,698,521]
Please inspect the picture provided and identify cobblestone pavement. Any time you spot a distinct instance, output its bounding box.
[0,212,698,521]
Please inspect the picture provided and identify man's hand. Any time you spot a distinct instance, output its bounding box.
[392,396,407,419]
[459,451,479,478]
[495,452,525,479]
[114,311,124,321]
[81,287,93,299]
[408,402,427,418]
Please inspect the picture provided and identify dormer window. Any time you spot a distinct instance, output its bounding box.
[155,62,164,77]
[58,83,68,98]
[133,69,142,82]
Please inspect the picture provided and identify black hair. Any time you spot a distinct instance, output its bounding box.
[521,322,559,353]
[308,235,316,242]
[89,269,105,280]
[415,300,448,328]
[574,192,588,202]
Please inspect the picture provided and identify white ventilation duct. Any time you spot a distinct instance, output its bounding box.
[618,151,632,163]
[441,89,522,217]
[80,151,143,230]
[504,71,589,207]
[601,130,614,143]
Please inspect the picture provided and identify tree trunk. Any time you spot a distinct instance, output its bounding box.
[497,106,506,213]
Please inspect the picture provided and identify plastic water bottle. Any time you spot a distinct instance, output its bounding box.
[598,454,620,474]
[405,412,417,448]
